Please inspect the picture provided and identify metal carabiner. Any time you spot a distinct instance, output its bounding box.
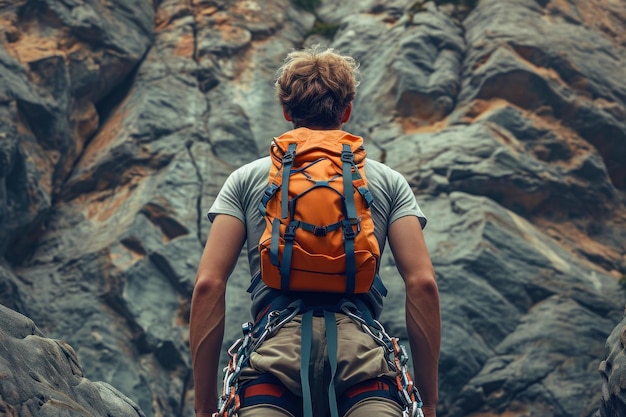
[403,403,424,417]
[273,305,301,330]
[250,305,302,352]
[213,322,257,417]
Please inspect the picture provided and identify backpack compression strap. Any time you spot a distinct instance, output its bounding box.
[280,221,298,289]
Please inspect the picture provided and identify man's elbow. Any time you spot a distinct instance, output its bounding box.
[192,274,227,298]
[404,270,438,296]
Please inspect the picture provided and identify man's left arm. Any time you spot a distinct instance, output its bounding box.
[190,214,246,417]
[388,215,440,417]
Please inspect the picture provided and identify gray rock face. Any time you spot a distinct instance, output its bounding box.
[599,312,626,417]
[0,0,625,417]
[0,304,144,417]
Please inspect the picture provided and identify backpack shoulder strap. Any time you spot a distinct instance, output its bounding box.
[341,144,358,220]
[341,144,358,293]
[280,143,297,219]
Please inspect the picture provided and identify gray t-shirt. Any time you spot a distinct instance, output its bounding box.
[208,155,426,317]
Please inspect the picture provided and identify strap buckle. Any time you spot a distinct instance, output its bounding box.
[284,225,297,240]
[264,183,279,198]
[343,223,356,240]
[341,149,354,163]
[313,226,327,236]
[282,150,295,165]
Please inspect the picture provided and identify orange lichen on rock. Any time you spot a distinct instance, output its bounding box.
[401,116,450,134]
[141,200,189,241]
[219,23,250,44]
[84,170,146,223]
[7,32,62,64]
[109,239,146,269]
[154,1,187,32]
[549,0,626,46]
[462,98,515,124]
[466,400,558,417]
[512,46,571,88]
[174,32,195,59]
[71,99,100,146]
[77,106,129,172]
[538,219,624,278]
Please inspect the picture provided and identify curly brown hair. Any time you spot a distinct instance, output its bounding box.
[275,46,360,129]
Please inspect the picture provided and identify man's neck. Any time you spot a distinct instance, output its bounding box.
[294,124,343,131]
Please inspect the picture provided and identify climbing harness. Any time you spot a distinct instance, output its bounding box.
[212,301,424,417]
[340,303,424,417]
[213,303,302,417]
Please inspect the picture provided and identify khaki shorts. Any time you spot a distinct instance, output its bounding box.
[239,312,399,416]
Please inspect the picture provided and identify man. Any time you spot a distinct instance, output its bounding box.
[190,46,440,417]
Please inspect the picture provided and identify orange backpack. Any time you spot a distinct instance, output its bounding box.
[258,128,380,294]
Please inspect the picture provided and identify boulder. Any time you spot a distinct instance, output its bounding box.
[599,311,626,417]
[0,304,144,417]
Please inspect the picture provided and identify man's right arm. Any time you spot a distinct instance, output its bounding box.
[190,214,246,416]
[388,215,440,417]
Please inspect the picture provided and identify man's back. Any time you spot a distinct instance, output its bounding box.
[208,128,427,318]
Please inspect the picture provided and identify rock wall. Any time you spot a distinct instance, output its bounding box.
[0,1,625,416]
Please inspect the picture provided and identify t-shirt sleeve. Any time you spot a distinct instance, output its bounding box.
[207,168,246,223]
[389,170,427,229]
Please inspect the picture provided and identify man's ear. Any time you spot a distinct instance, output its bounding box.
[282,108,293,122]
[341,102,352,124]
